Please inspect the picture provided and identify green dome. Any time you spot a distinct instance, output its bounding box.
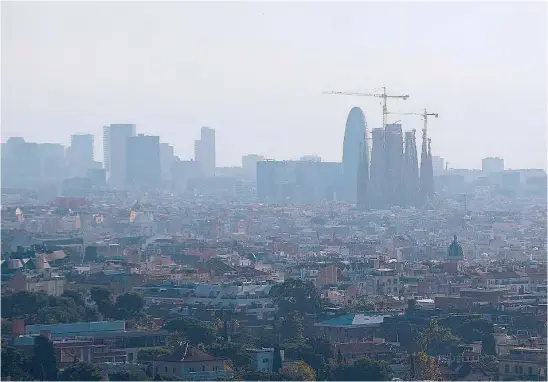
[448,235,464,259]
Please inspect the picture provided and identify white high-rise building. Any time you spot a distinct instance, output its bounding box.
[194,126,215,176]
[482,157,504,173]
[103,124,136,189]
[67,134,94,178]
[432,155,445,176]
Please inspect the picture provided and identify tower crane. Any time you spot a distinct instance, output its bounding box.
[323,87,410,129]
[388,108,438,140]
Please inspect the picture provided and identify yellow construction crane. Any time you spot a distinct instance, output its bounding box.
[323,87,410,128]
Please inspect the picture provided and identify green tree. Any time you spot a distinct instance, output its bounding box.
[242,371,282,380]
[272,345,282,373]
[90,286,114,318]
[405,352,442,381]
[280,360,316,381]
[334,357,393,381]
[279,312,304,343]
[109,369,149,381]
[84,246,98,262]
[206,342,251,370]
[164,317,216,345]
[114,292,145,319]
[59,361,102,381]
[270,279,323,316]
[61,290,86,306]
[137,347,172,364]
[1,344,32,380]
[31,335,58,381]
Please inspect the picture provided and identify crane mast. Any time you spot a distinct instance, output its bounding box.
[323,87,410,129]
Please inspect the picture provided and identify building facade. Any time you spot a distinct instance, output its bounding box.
[342,107,368,204]
[103,124,136,189]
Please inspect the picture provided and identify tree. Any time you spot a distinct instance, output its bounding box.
[206,342,251,370]
[334,357,393,381]
[1,345,32,380]
[279,312,304,343]
[242,371,283,380]
[164,317,216,345]
[272,345,282,373]
[90,286,114,318]
[270,279,323,316]
[137,347,172,364]
[109,369,149,381]
[405,352,442,381]
[114,292,145,319]
[59,361,102,381]
[280,360,316,381]
[61,290,85,306]
[31,335,58,381]
[84,246,98,262]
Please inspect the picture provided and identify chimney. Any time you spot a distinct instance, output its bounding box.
[12,319,25,336]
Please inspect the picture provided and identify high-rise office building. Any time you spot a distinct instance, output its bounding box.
[1,137,42,189]
[38,143,66,184]
[257,160,342,204]
[194,127,215,176]
[103,124,136,189]
[342,107,368,204]
[482,157,504,173]
[432,156,445,176]
[160,143,175,185]
[126,134,161,190]
[369,128,386,208]
[384,123,404,206]
[67,134,94,178]
[403,130,419,207]
[242,154,264,181]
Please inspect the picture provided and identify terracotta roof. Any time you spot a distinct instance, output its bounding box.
[157,344,227,363]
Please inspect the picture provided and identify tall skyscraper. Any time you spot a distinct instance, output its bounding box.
[67,134,94,178]
[1,137,41,189]
[482,157,504,173]
[369,128,386,208]
[126,134,161,190]
[356,141,370,210]
[342,107,367,204]
[159,143,175,186]
[403,130,419,206]
[242,154,264,181]
[103,124,136,189]
[38,143,66,184]
[384,123,404,206]
[432,156,445,176]
[194,126,216,176]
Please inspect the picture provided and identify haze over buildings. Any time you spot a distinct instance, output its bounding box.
[2,2,546,169]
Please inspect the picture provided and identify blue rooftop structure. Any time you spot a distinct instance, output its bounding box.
[315,314,390,328]
[26,320,126,338]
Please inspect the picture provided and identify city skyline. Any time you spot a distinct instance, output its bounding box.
[2,2,546,169]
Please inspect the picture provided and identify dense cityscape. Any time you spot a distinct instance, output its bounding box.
[2,1,547,381]
[1,93,547,381]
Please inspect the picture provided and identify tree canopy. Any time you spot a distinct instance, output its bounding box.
[269,279,323,316]
[280,360,316,381]
[334,357,393,381]
[59,361,102,381]
[164,317,216,345]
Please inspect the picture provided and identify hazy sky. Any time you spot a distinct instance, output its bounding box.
[2,1,546,169]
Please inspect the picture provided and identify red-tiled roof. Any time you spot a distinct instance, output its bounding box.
[158,344,227,363]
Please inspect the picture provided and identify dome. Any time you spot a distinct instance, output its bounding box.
[448,235,464,259]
